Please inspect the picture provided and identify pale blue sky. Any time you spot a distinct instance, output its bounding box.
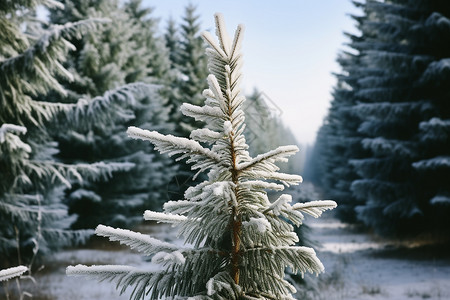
[145,0,360,144]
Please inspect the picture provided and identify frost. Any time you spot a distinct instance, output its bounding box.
[212,182,228,196]
[66,264,136,276]
[0,124,32,152]
[181,103,225,121]
[249,170,303,186]
[95,225,179,253]
[152,251,185,265]
[430,195,450,205]
[240,180,285,191]
[361,137,415,157]
[0,266,28,282]
[0,124,27,138]
[69,189,101,203]
[267,194,292,216]
[292,200,337,218]
[412,156,450,170]
[224,120,232,135]
[206,278,215,296]
[143,210,187,223]
[243,217,272,233]
[190,128,222,143]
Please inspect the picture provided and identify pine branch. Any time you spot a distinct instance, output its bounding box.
[127,126,223,175]
[243,170,303,186]
[0,266,28,282]
[237,145,299,172]
[244,246,324,276]
[66,265,162,300]
[292,200,338,218]
[95,225,180,255]
[144,210,187,224]
[0,18,109,125]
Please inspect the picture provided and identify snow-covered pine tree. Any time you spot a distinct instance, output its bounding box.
[316,0,450,235]
[165,17,180,71]
[0,0,120,270]
[348,0,450,235]
[313,1,370,222]
[167,4,209,138]
[49,0,176,228]
[67,14,336,299]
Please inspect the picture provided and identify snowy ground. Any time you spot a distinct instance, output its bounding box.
[305,215,450,300]
[3,216,450,300]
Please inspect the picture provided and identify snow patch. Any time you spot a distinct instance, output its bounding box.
[224,120,232,135]
[0,266,28,282]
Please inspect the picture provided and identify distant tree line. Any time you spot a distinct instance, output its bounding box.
[312,0,450,237]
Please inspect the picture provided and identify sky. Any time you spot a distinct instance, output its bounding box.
[144,0,360,145]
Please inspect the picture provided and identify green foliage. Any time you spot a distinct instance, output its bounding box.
[165,4,209,138]
[315,0,450,235]
[49,0,177,228]
[0,2,115,269]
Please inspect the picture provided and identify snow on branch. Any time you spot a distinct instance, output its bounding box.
[240,180,285,192]
[244,246,324,277]
[292,200,337,218]
[265,194,293,215]
[96,225,179,254]
[181,103,225,122]
[127,126,222,173]
[230,23,245,59]
[143,210,187,223]
[190,128,223,143]
[262,194,304,226]
[214,13,232,56]
[0,266,28,282]
[430,195,450,206]
[0,124,27,137]
[412,156,450,170]
[0,124,31,152]
[245,170,303,186]
[26,160,134,188]
[237,145,299,171]
[201,31,227,58]
[66,264,136,277]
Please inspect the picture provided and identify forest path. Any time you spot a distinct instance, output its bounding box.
[306,213,450,300]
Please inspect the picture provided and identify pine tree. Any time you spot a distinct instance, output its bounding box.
[168,4,209,138]
[67,14,336,299]
[49,0,176,228]
[350,0,450,235]
[316,0,450,235]
[313,2,371,222]
[165,16,180,71]
[0,0,118,269]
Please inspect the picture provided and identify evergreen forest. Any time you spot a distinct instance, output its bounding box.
[1,0,450,299]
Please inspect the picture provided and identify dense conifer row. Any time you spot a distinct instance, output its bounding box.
[314,0,450,236]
